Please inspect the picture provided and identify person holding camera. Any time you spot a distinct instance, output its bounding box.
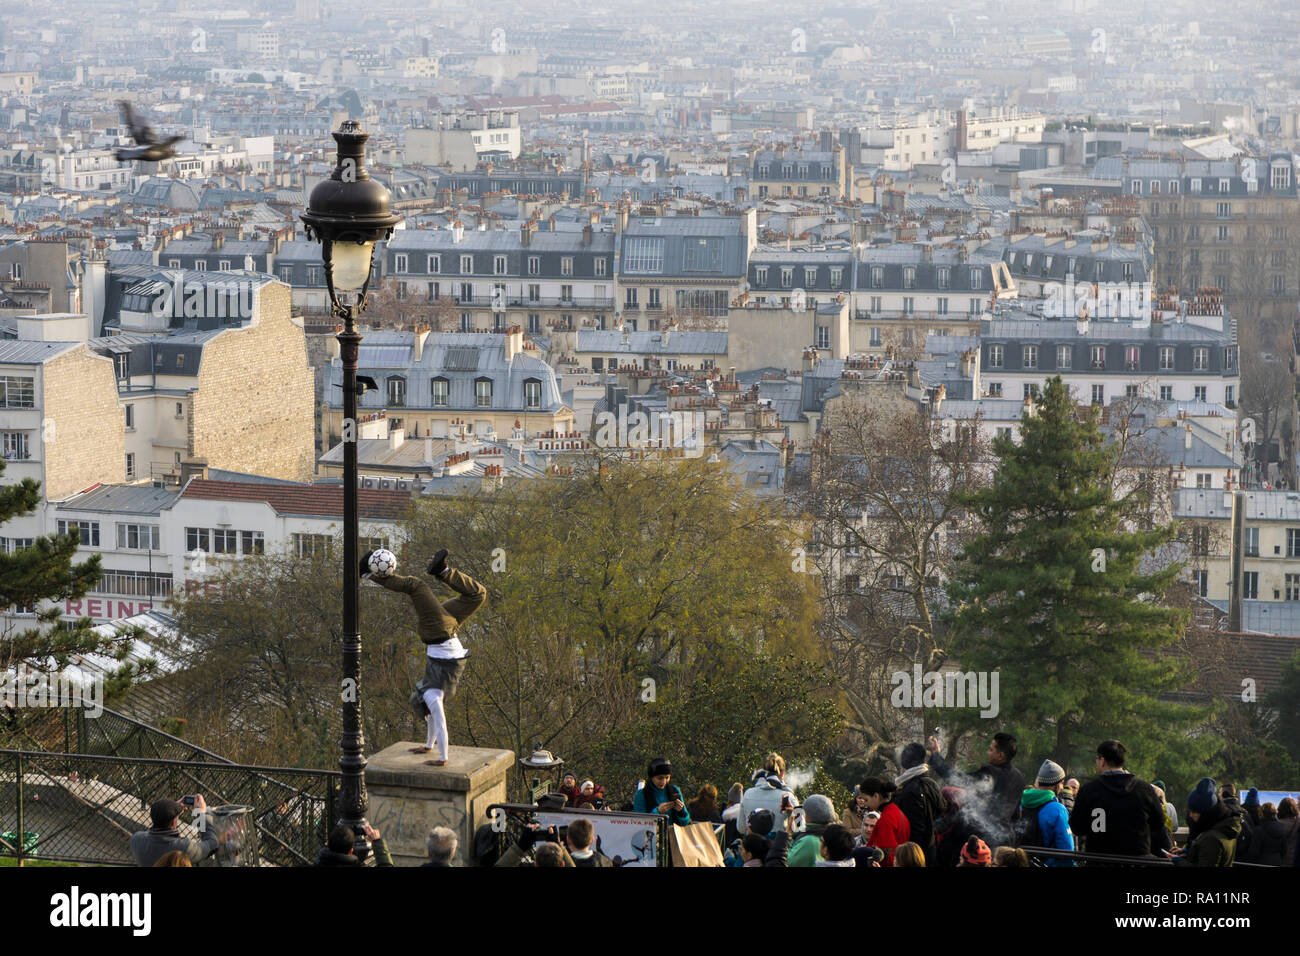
[495,821,577,867]
[736,753,794,833]
[631,757,691,825]
[130,795,220,867]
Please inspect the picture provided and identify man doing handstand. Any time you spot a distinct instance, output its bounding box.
[361,548,486,766]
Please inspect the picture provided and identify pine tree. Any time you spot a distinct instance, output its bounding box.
[943,376,1209,776]
[0,459,151,698]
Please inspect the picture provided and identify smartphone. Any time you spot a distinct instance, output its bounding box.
[182,795,195,807]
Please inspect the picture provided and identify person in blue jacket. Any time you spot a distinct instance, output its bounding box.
[632,757,692,826]
[1018,759,1075,867]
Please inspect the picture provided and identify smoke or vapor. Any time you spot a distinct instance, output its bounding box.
[784,763,817,792]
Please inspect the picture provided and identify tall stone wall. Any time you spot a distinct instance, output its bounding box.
[189,282,316,481]
[41,347,125,500]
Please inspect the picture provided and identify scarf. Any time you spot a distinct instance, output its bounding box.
[896,764,929,788]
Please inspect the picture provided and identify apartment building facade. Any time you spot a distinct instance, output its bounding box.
[320,326,573,448]
[384,220,616,335]
[1133,153,1300,328]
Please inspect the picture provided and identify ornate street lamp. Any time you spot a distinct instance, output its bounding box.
[301,120,402,862]
[519,742,565,805]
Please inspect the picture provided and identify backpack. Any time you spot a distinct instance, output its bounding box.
[1013,803,1045,848]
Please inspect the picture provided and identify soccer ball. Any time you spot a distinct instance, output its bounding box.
[367,548,398,577]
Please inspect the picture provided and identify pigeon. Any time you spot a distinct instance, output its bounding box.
[114,101,185,163]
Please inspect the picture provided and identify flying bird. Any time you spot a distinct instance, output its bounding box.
[115,101,185,163]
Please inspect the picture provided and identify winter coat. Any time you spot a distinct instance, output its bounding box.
[866,801,910,867]
[1276,815,1299,867]
[842,802,868,836]
[787,823,832,867]
[1249,818,1288,866]
[935,809,981,868]
[569,848,615,867]
[1178,804,1241,867]
[632,781,691,825]
[737,772,794,833]
[1019,787,1075,866]
[1222,795,1253,860]
[1070,771,1171,858]
[311,837,394,867]
[129,820,220,867]
[895,765,944,862]
[928,751,1025,839]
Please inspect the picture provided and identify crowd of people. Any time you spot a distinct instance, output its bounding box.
[128,735,1300,867]
[478,738,1299,868]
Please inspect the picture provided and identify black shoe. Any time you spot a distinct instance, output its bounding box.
[427,549,448,577]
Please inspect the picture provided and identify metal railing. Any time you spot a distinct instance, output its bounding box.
[0,750,338,867]
[1019,845,1279,867]
[0,706,339,867]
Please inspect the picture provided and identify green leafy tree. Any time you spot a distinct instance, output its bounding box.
[943,376,1209,777]
[1266,650,1300,766]
[402,453,829,790]
[0,459,152,698]
[590,654,845,806]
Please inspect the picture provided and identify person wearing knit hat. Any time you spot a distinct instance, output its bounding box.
[787,794,840,867]
[631,757,691,825]
[1172,777,1242,867]
[957,835,991,866]
[1016,760,1075,866]
[1036,760,1065,787]
[720,781,747,849]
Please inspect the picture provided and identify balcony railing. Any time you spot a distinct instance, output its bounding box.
[451,295,615,310]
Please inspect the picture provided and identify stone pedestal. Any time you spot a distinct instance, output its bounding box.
[365,742,515,866]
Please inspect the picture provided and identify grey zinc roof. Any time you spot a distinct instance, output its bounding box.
[0,340,82,364]
[108,249,156,268]
[389,228,615,254]
[328,331,567,414]
[1173,488,1300,521]
[1116,423,1239,470]
[939,398,1027,421]
[576,329,728,355]
[983,317,1234,343]
[57,482,182,515]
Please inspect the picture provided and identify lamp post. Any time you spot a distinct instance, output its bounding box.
[301,120,402,860]
[519,742,564,805]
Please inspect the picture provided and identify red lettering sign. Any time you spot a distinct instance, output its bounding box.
[66,599,83,615]
[87,599,102,618]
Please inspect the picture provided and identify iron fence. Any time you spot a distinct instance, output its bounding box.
[0,705,339,867]
[0,750,338,867]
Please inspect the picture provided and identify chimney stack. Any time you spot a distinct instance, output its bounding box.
[504,324,523,362]
[180,457,209,485]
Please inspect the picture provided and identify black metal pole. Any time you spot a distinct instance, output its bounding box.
[337,305,370,860]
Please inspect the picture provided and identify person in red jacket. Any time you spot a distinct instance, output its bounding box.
[861,776,910,867]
